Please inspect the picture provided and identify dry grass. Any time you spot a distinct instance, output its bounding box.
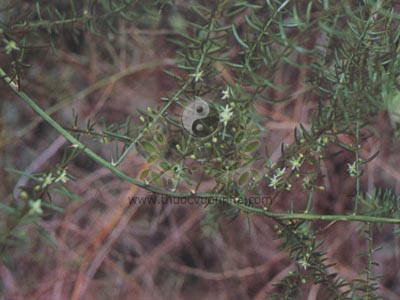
[1,8,400,300]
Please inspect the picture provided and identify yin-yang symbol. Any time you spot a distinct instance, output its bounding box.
[182,98,219,137]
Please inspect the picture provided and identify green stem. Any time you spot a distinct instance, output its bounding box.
[2,67,400,225]
[365,222,374,298]
[0,68,197,198]
[237,204,400,224]
[114,79,189,166]
[354,116,361,214]
[305,189,313,213]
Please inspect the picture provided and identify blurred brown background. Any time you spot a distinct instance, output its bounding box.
[1,1,400,299]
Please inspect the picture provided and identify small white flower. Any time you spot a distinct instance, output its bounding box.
[268,174,280,190]
[347,161,357,177]
[190,70,203,82]
[55,169,69,183]
[289,154,304,171]
[40,173,55,188]
[219,104,234,126]
[222,86,230,100]
[4,39,19,54]
[298,258,309,270]
[29,199,43,215]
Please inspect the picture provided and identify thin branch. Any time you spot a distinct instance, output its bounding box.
[2,67,400,225]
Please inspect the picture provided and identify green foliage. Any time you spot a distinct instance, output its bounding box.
[270,220,351,300]
[360,188,400,218]
[1,0,400,298]
[0,167,76,261]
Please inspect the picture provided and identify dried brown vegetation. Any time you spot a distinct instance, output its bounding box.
[1,1,400,300]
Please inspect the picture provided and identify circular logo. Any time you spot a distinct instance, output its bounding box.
[182,98,219,137]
